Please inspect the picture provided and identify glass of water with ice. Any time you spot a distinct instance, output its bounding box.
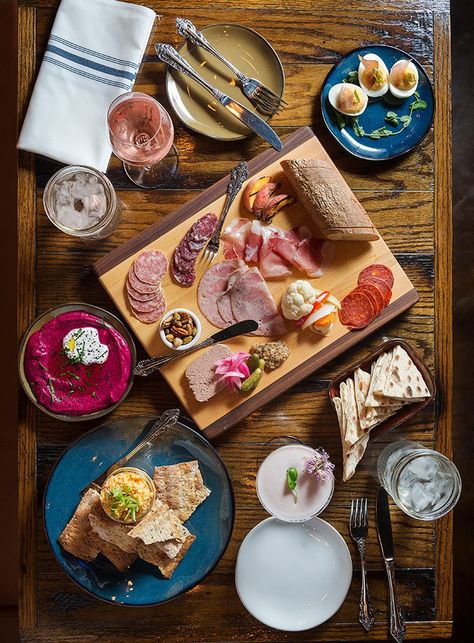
[377,440,461,520]
[43,166,121,240]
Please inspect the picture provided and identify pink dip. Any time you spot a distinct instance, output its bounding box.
[24,311,131,416]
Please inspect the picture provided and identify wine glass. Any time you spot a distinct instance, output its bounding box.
[107,92,179,189]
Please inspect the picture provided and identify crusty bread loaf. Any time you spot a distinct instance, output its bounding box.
[281,158,379,241]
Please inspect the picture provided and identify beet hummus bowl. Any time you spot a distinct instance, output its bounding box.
[19,303,136,421]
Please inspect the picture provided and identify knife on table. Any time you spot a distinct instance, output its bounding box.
[155,43,283,152]
[134,319,259,377]
[376,486,407,643]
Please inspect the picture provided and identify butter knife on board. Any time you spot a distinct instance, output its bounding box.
[155,43,283,151]
[376,486,407,643]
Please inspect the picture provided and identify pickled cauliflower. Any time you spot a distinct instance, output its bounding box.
[281,280,316,320]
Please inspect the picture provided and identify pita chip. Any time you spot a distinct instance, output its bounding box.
[381,345,431,400]
[340,378,363,446]
[153,461,211,523]
[364,352,393,407]
[343,434,370,482]
[58,488,102,562]
[137,533,196,579]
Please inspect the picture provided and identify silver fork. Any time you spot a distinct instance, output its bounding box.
[349,498,375,631]
[203,161,249,263]
[176,18,287,115]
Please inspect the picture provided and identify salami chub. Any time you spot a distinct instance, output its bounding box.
[339,264,393,330]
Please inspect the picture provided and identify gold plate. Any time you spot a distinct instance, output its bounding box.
[166,23,284,141]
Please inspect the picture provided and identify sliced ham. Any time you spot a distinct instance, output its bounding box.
[244,220,264,263]
[222,218,250,260]
[197,260,245,328]
[216,265,249,324]
[230,267,287,336]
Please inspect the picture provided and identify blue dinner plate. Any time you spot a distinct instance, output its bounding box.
[321,45,434,160]
[44,415,235,606]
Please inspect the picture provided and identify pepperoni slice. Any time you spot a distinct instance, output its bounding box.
[351,283,384,315]
[339,291,375,329]
[133,250,168,284]
[359,277,392,307]
[358,264,394,289]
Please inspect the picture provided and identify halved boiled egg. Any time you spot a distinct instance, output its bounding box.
[389,59,419,99]
[328,83,368,117]
[357,53,389,98]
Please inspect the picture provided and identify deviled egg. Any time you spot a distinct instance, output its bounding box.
[328,83,368,117]
[357,53,389,98]
[389,59,419,99]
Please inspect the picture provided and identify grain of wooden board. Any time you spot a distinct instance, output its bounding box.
[17,1,452,640]
[95,127,418,438]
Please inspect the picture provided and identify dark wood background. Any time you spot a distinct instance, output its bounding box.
[17,1,452,640]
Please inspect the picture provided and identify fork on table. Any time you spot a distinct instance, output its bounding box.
[176,18,287,116]
[349,497,375,631]
[203,161,249,263]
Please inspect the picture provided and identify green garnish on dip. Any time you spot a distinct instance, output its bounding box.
[287,467,299,503]
[107,485,140,522]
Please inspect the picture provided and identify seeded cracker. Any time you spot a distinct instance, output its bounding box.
[137,534,196,579]
[153,461,211,523]
[128,498,183,544]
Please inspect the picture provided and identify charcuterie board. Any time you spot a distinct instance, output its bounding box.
[95,127,418,439]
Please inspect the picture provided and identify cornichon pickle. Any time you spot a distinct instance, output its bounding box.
[241,367,263,393]
[246,353,260,372]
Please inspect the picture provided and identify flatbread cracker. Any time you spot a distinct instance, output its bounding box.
[137,533,196,579]
[364,352,393,407]
[58,488,102,562]
[343,434,370,482]
[98,540,137,572]
[340,378,362,446]
[153,461,211,523]
[89,514,138,554]
[381,345,430,400]
[128,498,183,544]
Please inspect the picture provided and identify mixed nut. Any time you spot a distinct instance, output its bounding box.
[161,311,198,348]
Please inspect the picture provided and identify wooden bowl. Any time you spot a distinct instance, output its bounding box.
[328,338,436,441]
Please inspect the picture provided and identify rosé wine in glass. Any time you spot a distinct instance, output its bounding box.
[107,92,178,189]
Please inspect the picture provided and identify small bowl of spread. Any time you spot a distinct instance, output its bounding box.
[100,467,156,524]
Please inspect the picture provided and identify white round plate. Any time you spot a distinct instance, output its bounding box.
[235,517,352,631]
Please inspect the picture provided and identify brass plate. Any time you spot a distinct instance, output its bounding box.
[166,23,285,141]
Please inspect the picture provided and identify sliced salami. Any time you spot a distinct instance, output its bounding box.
[351,284,384,316]
[359,277,392,307]
[133,250,168,285]
[131,298,166,324]
[128,289,164,313]
[172,212,218,287]
[127,268,160,295]
[173,267,196,287]
[175,239,198,263]
[339,291,375,329]
[358,264,394,289]
[126,277,160,302]
[187,213,218,242]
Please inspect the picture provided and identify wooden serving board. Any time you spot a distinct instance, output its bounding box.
[95,127,418,439]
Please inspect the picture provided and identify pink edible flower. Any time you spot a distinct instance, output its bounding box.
[214,352,251,392]
[304,448,335,482]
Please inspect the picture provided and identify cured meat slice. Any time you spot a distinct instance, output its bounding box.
[133,250,168,285]
[258,227,292,279]
[359,277,392,307]
[198,260,245,328]
[171,213,218,287]
[352,283,384,315]
[132,298,166,324]
[222,218,251,260]
[175,238,198,263]
[187,212,218,242]
[350,286,380,317]
[292,237,328,278]
[358,264,394,289]
[338,291,375,329]
[127,268,160,295]
[172,265,196,287]
[216,266,249,324]
[244,220,264,263]
[230,267,286,336]
[126,277,160,302]
[129,289,164,314]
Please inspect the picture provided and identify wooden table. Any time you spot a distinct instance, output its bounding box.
[17,1,452,640]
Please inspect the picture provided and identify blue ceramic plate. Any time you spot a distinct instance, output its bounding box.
[321,45,434,160]
[44,415,235,606]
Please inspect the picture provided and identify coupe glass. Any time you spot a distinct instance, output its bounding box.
[107,92,179,189]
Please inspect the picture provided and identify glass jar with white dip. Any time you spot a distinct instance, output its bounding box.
[43,166,121,239]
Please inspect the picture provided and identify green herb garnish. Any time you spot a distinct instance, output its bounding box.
[343,70,359,84]
[287,467,299,503]
[47,378,56,404]
[108,485,140,522]
[351,117,365,137]
[385,111,399,126]
[60,370,80,380]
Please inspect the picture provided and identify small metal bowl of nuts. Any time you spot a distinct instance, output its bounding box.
[159,308,202,351]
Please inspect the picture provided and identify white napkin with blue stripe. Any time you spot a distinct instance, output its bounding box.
[18,0,156,171]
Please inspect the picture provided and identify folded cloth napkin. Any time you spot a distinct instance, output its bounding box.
[18,0,156,171]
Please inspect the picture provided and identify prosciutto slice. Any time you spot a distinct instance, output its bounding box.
[258,226,292,279]
[230,267,287,336]
[222,218,251,260]
[197,260,245,328]
[244,220,264,263]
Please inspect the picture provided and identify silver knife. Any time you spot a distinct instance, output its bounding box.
[134,319,259,377]
[155,43,283,151]
[376,487,407,643]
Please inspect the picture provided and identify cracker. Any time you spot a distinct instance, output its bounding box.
[340,378,362,446]
[89,514,138,554]
[364,352,393,407]
[98,540,137,572]
[153,461,211,523]
[58,488,102,562]
[381,345,431,400]
[127,498,183,544]
[343,434,370,482]
[137,533,196,579]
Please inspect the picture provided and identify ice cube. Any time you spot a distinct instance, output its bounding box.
[409,482,433,512]
[406,455,439,482]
